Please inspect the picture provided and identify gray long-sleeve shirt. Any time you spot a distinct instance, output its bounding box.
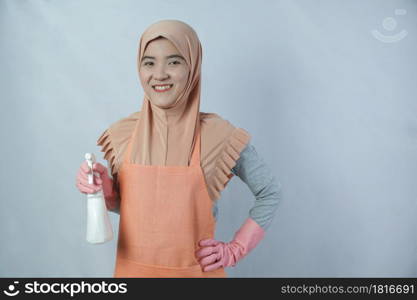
[212,142,281,230]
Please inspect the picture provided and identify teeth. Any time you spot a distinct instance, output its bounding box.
[154,85,172,91]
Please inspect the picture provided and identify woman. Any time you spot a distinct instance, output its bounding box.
[76,20,280,278]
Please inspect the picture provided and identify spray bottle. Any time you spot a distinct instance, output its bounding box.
[85,153,113,244]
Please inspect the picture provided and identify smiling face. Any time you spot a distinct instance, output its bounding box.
[139,37,190,108]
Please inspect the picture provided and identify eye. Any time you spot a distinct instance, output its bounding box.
[143,61,154,66]
[168,60,181,65]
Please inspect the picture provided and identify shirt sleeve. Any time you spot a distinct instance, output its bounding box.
[230,142,281,230]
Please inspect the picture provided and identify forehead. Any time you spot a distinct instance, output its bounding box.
[143,37,180,56]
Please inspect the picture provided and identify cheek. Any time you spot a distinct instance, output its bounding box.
[139,72,150,88]
[174,69,190,88]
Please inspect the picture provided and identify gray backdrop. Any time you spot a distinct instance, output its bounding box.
[1,0,416,277]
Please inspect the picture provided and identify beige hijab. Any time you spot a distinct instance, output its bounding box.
[133,20,202,166]
[97,20,251,201]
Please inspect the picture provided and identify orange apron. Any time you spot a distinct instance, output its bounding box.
[113,121,227,278]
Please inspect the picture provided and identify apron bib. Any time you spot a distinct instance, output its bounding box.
[113,120,226,278]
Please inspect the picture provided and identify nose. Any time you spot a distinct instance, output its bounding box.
[153,64,169,81]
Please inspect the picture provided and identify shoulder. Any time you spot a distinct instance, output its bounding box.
[199,112,247,136]
[97,111,140,141]
[199,112,252,201]
[96,111,141,175]
[200,112,231,127]
[199,111,251,145]
[109,111,140,132]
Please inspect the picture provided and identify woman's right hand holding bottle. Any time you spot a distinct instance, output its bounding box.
[76,162,118,210]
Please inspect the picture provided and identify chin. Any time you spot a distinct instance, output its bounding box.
[151,98,176,108]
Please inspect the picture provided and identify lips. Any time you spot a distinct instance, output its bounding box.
[152,84,173,92]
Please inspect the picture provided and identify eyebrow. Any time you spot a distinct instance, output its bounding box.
[142,54,185,61]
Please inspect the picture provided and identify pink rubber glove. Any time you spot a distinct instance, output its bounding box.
[75,162,118,211]
[195,217,265,272]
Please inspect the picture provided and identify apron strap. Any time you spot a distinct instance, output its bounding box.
[189,127,201,167]
[123,117,139,164]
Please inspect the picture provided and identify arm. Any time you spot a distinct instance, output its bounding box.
[104,175,121,214]
[196,142,281,271]
[231,143,281,230]
[106,173,121,214]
